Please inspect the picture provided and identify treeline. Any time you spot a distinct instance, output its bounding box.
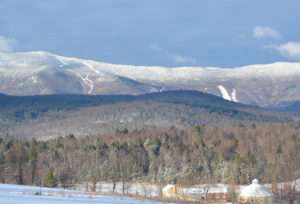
[0,123,299,189]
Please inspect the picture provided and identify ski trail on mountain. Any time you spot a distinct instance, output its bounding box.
[231,89,238,102]
[82,61,100,74]
[217,85,232,101]
[85,74,94,94]
[76,73,93,94]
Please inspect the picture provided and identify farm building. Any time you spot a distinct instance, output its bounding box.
[162,184,228,202]
[205,187,228,202]
[240,179,274,204]
[162,184,178,199]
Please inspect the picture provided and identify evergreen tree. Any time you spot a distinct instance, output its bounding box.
[44,171,57,187]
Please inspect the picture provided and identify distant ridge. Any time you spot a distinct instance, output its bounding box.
[0,51,300,111]
[0,90,299,139]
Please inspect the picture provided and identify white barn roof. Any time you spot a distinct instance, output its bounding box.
[207,187,227,194]
[240,179,274,197]
[180,186,227,195]
[162,184,174,192]
[180,187,206,195]
[163,184,227,195]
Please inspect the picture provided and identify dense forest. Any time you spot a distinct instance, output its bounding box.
[1,91,299,140]
[0,91,297,122]
[0,124,299,190]
[0,91,259,121]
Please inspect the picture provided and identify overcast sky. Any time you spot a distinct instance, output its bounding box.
[1,0,300,67]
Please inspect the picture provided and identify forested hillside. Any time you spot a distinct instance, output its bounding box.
[0,91,299,140]
[0,124,299,188]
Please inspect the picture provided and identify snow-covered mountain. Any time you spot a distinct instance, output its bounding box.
[0,51,300,108]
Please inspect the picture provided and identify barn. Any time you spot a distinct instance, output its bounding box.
[205,187,228,202]
[240,179,274,204]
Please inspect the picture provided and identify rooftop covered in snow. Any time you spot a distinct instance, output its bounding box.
[240,179,274,198]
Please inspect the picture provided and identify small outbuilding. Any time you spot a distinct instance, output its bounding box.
[206,187,228,203]
[240,179,274,204]
[162,184,177,199]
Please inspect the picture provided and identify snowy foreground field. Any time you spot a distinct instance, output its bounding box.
[0,184,160,204]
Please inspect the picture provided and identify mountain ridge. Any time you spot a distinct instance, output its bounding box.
[1,51,300,110]
[0,90,298,140]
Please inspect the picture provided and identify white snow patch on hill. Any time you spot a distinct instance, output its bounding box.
[217,85,232,101]
[231,88,238,102]
[75,73,94,94]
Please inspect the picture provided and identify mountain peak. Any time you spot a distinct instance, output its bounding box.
[0,51,299,109]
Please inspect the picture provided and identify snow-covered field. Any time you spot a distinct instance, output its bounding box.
[75,183,161,198]
[0,184,160,204]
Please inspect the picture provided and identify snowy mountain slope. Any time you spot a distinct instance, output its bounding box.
[0,51,300,108]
